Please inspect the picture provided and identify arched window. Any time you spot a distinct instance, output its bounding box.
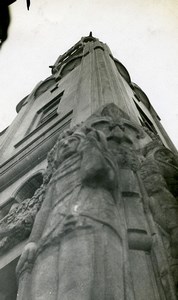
[14,173,43,203]
[0,173,43,221]
[60,57,82,78]
[0,173,44,298]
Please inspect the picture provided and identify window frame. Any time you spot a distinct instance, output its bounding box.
[26,91,64,135]
[134,100,158,135]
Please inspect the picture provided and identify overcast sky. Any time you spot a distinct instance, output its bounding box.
[0,0,178,148]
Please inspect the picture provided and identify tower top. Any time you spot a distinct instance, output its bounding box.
[50,33,98,75]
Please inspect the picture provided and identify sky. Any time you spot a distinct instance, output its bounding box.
[0,0,178,148]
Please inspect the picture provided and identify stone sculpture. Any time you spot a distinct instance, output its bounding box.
[15,103,178,300]
[140,142,178,298]
[0,186,45,256]
[16,124,124,299]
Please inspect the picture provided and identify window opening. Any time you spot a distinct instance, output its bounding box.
[0,257,19,300]
[134,101,157,135]
[15,110,73,148]
[37,91,63,127]
[26,91,64,135]
[38,96,61,126]
[0,173,43,221]
[14,173,43,203]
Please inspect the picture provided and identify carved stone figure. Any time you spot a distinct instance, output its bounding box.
[16,127,124,300]
[85,105,158,300]
[0,186,45,256]
[15,103,178,300]
[140,142,178,297]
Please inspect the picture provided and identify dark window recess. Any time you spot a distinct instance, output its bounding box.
[14,173,43,203]
[15,110,73,148]
[134,93,141,102]
[38,92,64,127]
[134,101,157,135]
[0,173,43,221]
[0,257,19,300]
[26,91,64,135]
[0,126,8,136]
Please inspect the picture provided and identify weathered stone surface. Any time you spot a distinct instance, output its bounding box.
[1,34,178,300]
[0,187,45,256]
[16,109,126,299]
[4,103,176,300]
[140,140,178,297]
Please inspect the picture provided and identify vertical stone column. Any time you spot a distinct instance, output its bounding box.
[72,41,140,126]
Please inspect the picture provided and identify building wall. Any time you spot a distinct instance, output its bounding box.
[0,36,177,300]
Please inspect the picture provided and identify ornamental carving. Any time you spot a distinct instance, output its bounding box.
[140,141,178,296]
[0,186,45,256]
[16,123,125,299]
[16,104,158,300]
[0,103,177,299]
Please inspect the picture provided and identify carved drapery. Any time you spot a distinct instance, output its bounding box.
[140,142,178,298]
[0,103,177,299]
[16,115,125,300]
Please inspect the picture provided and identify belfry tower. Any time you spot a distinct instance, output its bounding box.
[0,35,177,300]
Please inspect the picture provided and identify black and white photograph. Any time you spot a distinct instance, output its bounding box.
[0,1,178,299]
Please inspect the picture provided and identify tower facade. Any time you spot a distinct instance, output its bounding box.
[0,35,177,300]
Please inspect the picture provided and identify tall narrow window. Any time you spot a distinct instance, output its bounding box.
[37,91,64,127]
[134,101,157,135]
[26,91,64,135]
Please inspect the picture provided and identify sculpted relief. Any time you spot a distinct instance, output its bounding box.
[1,103,177,299]
[16,122,125,300]
[140,142,178,297]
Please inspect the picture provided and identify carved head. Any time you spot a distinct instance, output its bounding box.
[56,134,84,163]
[59,136,79,158]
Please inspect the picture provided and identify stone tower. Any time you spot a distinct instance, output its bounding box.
[0,35,177,300]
